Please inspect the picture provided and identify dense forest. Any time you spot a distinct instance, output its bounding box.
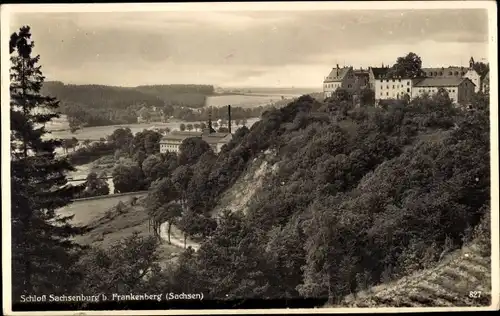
[57,88,490,307]
[132,91,489,304]
[11,26,491,309]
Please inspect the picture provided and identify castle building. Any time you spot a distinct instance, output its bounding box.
[322,65,356,98]
[159,105,233,154]
[374,76,416,101]
[422,57,484,93]
[368,66,390,90]
[352,68,370,91]
[411,77,475,105]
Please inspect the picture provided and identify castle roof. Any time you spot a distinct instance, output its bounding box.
[421,67,468,78]
[324,66,352,82]
[369,67,390,79]
[413,77,472,88]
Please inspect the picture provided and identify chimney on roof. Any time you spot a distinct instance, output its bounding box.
[336,64,339,69]
[227,105,232,134]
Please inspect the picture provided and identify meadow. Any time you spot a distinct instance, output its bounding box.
[56,192,148,227]
[47,117,260,140]
[57,193,183,267]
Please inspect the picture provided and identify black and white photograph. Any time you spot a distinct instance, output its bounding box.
[1,1,498,315]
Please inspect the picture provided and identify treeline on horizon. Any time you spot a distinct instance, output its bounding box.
[41,81,284,130]
[40,81,216,128]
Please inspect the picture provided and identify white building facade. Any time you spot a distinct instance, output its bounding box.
[411,78,475,105]
[375,77,414,101]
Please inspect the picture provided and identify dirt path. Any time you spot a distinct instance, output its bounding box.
[159,222,200,251]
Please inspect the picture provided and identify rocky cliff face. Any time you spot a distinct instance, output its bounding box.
[211,149,279,216]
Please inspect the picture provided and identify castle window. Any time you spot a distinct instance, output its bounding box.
[407,88,410,93]
[439,72,443,76]
[407,81,410,86]
[386,92,389,96]
[449,71,453,75]
[392,85,395,89]
[454,71,458,76]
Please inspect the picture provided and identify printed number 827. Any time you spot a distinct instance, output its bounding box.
[469,291,482,298]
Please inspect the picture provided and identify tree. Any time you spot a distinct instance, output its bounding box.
[10,26,85,299]
[108,127,134,150]
[171,165,193,211]
[235,119,241,126]
[75,233,161,295]
[194,123,201,131]
[200,122,207,130]
[178,137,212,166]
[112,164,146,193]
[83,171,109,197]
[146,178,180,239]
[180,123,186,131]
[218,127,229,133]
[163,204,183,244]
[387,52,424,78]
[334,88,351,102]
[359,88,375,107]
[186,124,194,131]
[212,122,219,129]
[242,118,248,126]
[473,61,489,78]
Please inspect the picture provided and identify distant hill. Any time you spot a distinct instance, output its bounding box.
[40,81,215,128]
[220,86,321,96]
[41,81,214,109]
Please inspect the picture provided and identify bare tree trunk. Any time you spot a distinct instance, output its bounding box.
[168,222,172,244]
[184,233,187,249]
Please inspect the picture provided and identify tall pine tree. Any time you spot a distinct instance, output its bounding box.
[10,26,85,300]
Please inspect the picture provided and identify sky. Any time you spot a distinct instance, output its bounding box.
[7,6,490,88]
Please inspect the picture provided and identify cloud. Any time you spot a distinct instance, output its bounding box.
[8,9,490,87]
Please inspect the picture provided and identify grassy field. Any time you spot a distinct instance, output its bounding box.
[57,193,184,265]
[334,239,491,308]
[56,192,148,226]
[46,117,260,140]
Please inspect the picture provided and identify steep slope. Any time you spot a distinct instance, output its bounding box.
[337,238,491,307]
[211,149,279,216]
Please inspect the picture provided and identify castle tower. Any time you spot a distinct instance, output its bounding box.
[469,56,475,69]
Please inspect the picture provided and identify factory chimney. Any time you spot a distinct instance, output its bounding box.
[227,105,232,134]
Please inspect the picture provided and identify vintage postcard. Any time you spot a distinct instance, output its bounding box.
[1,1,498,315]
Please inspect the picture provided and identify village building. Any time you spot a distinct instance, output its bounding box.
[159,105,233,154]
[411,77,475,105]
[322,65,356,98]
